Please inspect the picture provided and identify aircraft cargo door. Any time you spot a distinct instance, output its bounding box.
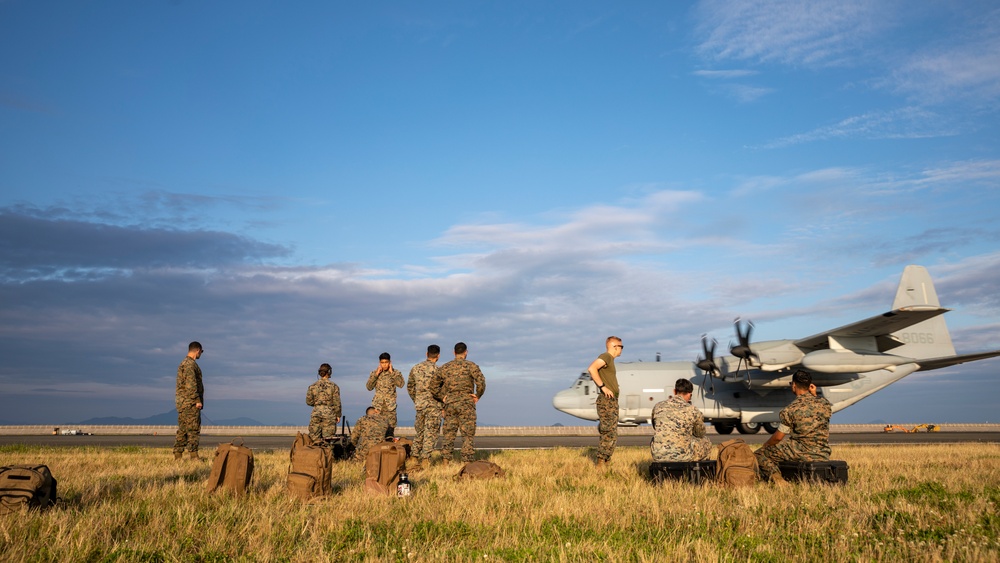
[624,394,640,419]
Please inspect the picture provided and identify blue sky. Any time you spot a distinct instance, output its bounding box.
[2,1,1000,426]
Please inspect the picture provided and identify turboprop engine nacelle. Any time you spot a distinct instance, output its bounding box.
[801,349,914,374]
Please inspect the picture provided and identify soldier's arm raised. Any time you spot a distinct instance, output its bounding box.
[365,370,378,391]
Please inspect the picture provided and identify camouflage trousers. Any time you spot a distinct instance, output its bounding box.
[413,407,442,460]
[376,407,398,437]
[755,440,827,477]
[308,406,338,442]
[650,436,712,462]
[596,394,619,462]
[441,400,477,462]
[173,406,201,454]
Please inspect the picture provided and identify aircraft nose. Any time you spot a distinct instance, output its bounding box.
[552,388,577,411]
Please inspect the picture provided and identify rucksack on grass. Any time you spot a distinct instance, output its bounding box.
[0,464,58,515]
[206,438,255,495]
[454,460,505,480]
[716,438,759,487]
[364,443,407,496]
[287,432,334,500]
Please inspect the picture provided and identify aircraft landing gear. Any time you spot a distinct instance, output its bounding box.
[713,422,735,435]
[762,422,779,434]
[737,422,761,434]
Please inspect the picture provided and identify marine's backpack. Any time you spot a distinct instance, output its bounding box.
[364,442,408,496]
[287,432,334,500]
[454,460,505,480]
[716,438,759,487]
[0,464,58,515]
[205,438,255,495]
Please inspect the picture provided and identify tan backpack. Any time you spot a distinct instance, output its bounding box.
[454,460,505,480]
[0,465,57,514]
[206,439,254,495]
[287,433,333,500]
[364,443,408,496]
[716,438,759,487]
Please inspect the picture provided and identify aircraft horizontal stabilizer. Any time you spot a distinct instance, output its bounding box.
[794,308,949,351]
[916,350,1000,372]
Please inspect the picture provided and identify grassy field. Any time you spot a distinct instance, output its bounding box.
[1,442,998,562]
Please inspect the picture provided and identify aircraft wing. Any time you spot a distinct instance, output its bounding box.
[794,307,950,351]
[916,350,1000,371]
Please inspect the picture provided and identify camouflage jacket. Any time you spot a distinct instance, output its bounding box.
[350,413,390,452]
[778,393,832,459]
[651,395,705,450]
[366,368,404,412]
[305,378,342,421]
[431,358,486,405]
[407,360,442,410]
[175,356,204,409]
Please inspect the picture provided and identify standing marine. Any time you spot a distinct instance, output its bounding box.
[407,344,442,471]
[173,341,205,461]
[432,342,486,463]
[650,378,711,462]
[305,363,342,442]
[366,352,405,437]
[755,369,832,484]
[588,336,623,468]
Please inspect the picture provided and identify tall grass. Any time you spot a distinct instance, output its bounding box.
[1,443,997,562]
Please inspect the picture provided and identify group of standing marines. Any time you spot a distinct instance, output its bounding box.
[299,342,487,471]
[173,341,486,469]
[587,336,833,483]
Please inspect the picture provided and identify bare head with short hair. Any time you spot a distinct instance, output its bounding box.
[366,406,377,416]
[188,341,203,352]
[454,342,468,355]
[427,344,440,359]
[674,378,694,395]
[791,369,812,391]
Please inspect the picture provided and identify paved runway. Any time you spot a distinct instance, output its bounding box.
[2,431,997,451]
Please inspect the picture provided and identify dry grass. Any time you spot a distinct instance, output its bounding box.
[1,442,998,562]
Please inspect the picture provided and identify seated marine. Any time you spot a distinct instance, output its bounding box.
[650,378,712,462]
[754,369,832,483]
[350,406,390,461]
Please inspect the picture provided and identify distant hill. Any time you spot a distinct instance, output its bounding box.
[77,411,264,426]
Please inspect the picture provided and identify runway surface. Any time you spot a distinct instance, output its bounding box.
[2,432,997,451]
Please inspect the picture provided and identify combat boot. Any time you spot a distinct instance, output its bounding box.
[188,451,203,461]
[409,460,424,473]
[595,459,607,470]
[174,451,183,461]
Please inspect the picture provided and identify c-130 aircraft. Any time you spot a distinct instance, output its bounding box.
[553,265,1000,434]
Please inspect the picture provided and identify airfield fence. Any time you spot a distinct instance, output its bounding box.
[1,423,999,436]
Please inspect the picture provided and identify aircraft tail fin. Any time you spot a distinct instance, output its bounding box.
[889,265,956,360]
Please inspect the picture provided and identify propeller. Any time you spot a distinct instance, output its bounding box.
[695,334,720,395]
[729,317,757,364]
[730,317,758,387]
[695,335,720,376]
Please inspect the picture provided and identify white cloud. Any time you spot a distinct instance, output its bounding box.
[753,107,961,149]
[694,0,892,67]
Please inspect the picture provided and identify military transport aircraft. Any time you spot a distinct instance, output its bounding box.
[552,265,1000,434]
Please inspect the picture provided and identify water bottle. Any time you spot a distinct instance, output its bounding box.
[397,473,411,497]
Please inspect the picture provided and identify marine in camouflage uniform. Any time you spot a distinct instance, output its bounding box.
[366,352,405,436]
[650,379,711,462]
[306,363,342,442]
[350,407,390,461]
[432,342,486,462]
[588,336,623,466]
[755,370,832,480]
[173,341,205,459]
[407,345,442,463]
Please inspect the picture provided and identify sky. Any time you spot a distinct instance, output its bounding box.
[2,0,1000,427]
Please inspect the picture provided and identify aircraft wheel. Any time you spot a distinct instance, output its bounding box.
[762,422,779,434]
[737,422,761,434]
[714,422,735,435]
